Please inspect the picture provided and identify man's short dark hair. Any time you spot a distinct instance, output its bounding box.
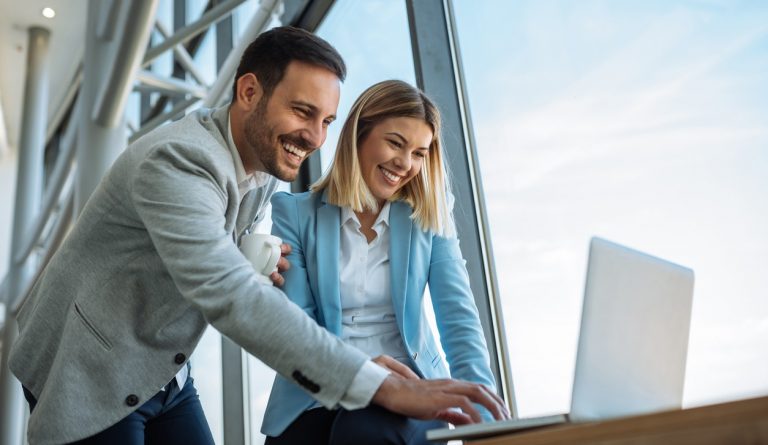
[231,26,346,103]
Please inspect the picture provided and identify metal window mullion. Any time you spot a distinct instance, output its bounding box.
[405,0,517,416]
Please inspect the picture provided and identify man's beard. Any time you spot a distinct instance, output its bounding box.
[243,98,297,182]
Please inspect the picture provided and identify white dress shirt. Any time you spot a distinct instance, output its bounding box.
[339,204,410,363]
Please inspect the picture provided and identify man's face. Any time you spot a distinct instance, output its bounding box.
[243,61,340,182]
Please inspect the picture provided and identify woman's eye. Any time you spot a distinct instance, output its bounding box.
[388,139,402,148]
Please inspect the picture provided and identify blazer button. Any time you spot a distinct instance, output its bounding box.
[174,353,186,364]
[412,352,418,360]
[125,394,139,407]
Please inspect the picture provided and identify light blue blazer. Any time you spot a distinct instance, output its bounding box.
[261,190,497,437]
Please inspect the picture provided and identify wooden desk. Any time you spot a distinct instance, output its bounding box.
[469,396,768,445]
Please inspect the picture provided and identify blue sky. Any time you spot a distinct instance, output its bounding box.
[452,0,768,415]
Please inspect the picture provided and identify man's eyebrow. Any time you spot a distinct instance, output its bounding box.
[291,100,336,121]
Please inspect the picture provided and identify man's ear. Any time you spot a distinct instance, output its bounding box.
[234,73,263,111]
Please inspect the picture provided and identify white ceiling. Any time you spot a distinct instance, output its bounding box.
[0,0,86,154]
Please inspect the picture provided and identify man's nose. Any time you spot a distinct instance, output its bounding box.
[302,120,325,149]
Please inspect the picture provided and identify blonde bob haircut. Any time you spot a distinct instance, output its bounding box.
[312,80,455,237]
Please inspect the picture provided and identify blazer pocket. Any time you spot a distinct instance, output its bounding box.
[73,302,113,351]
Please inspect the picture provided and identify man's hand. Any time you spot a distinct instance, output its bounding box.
[371,375,510,425]
[269,243,292,287]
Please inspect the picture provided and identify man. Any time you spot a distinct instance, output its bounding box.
[9,27,506,444]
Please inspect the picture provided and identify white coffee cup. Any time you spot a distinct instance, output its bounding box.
[240,233,282,285]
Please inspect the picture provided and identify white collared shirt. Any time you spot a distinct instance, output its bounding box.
[226,110,271,197]
[338,203,409,363]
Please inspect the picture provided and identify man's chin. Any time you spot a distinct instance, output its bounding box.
[270,166,300,182]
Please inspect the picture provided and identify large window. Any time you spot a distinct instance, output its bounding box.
[453,0,768,416]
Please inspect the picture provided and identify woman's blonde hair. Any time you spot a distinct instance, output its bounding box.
[311,80,455,237]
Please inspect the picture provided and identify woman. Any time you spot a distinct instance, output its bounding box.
[261,80,498,444]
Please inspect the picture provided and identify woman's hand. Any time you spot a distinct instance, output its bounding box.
[269,243,292,287]
[372,355,420,380]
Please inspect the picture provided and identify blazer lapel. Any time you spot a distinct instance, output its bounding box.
[235,190,259,241]
[316,192,343,335]
[389,201,412,326]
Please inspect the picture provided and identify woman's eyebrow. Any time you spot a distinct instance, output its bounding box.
[385,132,407,144]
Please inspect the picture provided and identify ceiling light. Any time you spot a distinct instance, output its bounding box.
[42,7,56,19]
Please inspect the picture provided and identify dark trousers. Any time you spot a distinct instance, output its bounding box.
[23,377,214,445]
[265,405,448,445]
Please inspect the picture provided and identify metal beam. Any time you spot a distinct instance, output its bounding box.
[14,98,80,264]
[136,70,208,98]
[0,25,51,445]
[130,97,200,144]
[76,0,131,212]
[155,20,208,86]
[92,0,159,128]
[45,65,82,144]
[203,0,282,108]
[143,0,247,67]
[405,0,517,416]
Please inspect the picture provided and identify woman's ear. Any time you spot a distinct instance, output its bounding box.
[233,73,263,111]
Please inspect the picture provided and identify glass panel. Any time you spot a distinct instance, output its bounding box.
[453,0,768,417]
[315,0,417,171]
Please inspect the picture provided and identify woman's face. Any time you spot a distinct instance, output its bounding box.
[358,116,433,207]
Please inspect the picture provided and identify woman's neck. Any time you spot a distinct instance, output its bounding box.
[355,202,384,243]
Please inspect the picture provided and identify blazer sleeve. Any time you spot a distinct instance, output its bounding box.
[428,232,498,420]
[270,192,319,321]
[131,143,367,407]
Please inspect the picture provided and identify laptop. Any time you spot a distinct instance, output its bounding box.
[427,237,695,441]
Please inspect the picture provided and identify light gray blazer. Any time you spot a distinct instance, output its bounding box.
[9,107,368,445]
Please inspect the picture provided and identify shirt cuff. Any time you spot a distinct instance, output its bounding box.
[338,360,390,410]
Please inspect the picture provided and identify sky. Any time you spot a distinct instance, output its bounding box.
[451,0,768,415]
[1,0,766,443]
